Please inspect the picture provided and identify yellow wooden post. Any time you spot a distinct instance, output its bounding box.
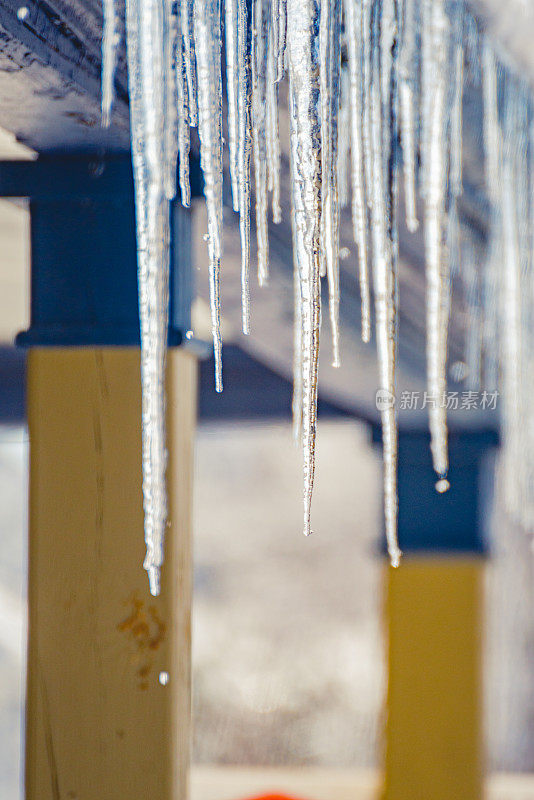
[383,558,483,800]
[374,428,497,800]
[25,347,196,800]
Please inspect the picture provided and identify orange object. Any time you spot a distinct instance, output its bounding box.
[241,795,309,800]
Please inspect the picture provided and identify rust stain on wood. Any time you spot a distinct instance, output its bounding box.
[117,594,166,688]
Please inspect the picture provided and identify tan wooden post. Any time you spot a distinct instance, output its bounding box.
[25,347,196,800]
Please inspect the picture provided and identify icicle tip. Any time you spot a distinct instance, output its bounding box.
[389,547,402,568]
[435,477,450,493]
[147,564,161,597]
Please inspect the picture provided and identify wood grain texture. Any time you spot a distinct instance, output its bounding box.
[25,347,196,800]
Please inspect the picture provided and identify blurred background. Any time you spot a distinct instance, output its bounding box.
[1,126,534,799]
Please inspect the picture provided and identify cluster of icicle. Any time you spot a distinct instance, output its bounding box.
[101,0,534,593]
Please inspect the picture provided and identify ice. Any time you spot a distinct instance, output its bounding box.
[225,0,240,211]
[252,0,270,287]
[182,0,197,125]
[398,0,419,232]
[195,0,224,391]
[369,0,400,567]
[176,0,191,206]
[101,0,119,127]
[266,29,282,224]
[337,64,351,210]
[344,0,371,342]
[125,0,170,594]
[287,0,322,537]
[423,0,450,478]
[320,0,341,366]
[237,0,252,334]
[119,0,534,581]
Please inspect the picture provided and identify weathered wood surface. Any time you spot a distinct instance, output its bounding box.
[25,348,196,800]
[0,0,128,152]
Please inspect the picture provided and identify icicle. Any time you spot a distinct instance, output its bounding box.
[225,0,240,212]
[337,64,350,210]
[398,0,418,232]
[289,88,302,445]
[102,0,119,127]
[266,27,282,224]
[274,0,287,82]
[464,10,481,87]
[512,82,530,525]
[369,0,400,567]
[419,0,432,199]
[125,0,170,595]
[164,0,179,200]
[482,39,501,389]
[195,0,224,391]
[252,0,270,287]
[449,1,464,202]
[424,0,450,478]
[344,0,371,343]
[287,0,321,537]
[237,0,252,334]
[182,0,198,125]
[482,42,501,202]
[362,0,373,208]
[462,239,481,390]
[501,79,522,518]
[292,231,303,444]
[176,5,191,206]
[482,222,500,390]
[320,0,341,367]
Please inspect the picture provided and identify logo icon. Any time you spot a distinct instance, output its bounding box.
[375,389,395,411]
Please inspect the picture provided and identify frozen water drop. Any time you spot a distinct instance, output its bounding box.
[435,478,450,493]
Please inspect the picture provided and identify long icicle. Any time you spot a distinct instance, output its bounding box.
[370,0,400,567]
[176,2,191,206]
[337,64,351,210]
[237,0,252,334]
[266,30,282,224]
[398,0,419,232]
[195,0,224,391]
[164,0,178,200]
[275,0,287,82]
[449,1,464,203]
[345,0,371,343]
[102,0,119,127]
[287,0,321,537]
[182,0,198,125]
[501,78,522,517]
[320,0,341,366]
[125,0,170,595]
[424,0,450,478]
[362,0,374,208]
[252,0,270,287]
[225,0,241,212]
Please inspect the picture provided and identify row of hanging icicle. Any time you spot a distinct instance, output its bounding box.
[101,0,534,594]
